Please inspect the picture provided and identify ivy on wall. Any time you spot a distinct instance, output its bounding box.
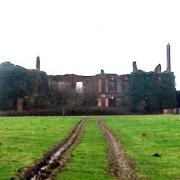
[176,91,180,108]
[0,62,49,110]
[129,71,176,113]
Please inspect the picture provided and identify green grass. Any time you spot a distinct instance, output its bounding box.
[104,115,180,180]
[0,115,179,180]
[57,118,114,180]
[0,116,80,179]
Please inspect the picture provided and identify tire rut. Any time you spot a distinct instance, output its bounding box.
[15,120,85,180]
[99,120,137,180]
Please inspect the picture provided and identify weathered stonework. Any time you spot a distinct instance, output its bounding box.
[41,43,172,109]
[48,71,130,108]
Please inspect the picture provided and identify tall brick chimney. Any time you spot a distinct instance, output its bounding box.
[36,56,40,71]
[166,43,171,72]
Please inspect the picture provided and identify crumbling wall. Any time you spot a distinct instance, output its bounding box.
[48,73,131,108]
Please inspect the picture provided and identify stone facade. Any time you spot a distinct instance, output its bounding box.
[43,43,172,108]
[48,71,130,108]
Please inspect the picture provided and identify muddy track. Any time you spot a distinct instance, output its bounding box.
[99,120,137,180]
[15,120,85,180]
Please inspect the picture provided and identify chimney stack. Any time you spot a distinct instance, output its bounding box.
[101,69,104,75]
[166,43,171,72]
[36,56,40,71]
[133,61,137,72]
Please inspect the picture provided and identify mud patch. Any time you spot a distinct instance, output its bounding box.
[14,120,85,180]
[99,120,137,180]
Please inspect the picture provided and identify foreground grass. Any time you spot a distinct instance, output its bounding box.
[105,115,180,180]
[57,118,114,180]
[0,116,80,179]
[1,115,179,179]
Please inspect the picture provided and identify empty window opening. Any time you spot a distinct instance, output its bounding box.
[76,82,83,93]
[122,80,128,91]
[108,79,117,92]
[58,81,65,89]
[109,97,116,107]
[58,81,70,90]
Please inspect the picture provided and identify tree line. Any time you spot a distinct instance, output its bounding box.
[0,62,97,111]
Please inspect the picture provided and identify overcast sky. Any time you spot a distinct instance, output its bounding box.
[0,0,180,89]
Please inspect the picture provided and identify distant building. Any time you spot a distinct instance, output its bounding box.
[47,43,172,108]
[48,72,130,108]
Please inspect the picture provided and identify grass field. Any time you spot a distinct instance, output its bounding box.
[105,115,180,179]
[0,115,179,180]
[57,118,114,180]
[0,116,80,179]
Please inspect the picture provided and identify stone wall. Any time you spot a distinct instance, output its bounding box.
[48,72,130,108]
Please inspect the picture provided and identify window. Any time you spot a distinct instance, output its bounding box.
[108,79,117,92]
[58,81,65,88]
[76,82,83,93]
[109,97,116,107]
[58,81,70,90]
[122,80,128,91]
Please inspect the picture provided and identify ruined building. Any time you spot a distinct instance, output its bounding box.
[44,43,173,108]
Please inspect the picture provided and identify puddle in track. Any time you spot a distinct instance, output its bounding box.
[14,120,85,180]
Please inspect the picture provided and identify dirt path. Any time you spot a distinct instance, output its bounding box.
[15,120,85,180]
[99,120,137,180]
